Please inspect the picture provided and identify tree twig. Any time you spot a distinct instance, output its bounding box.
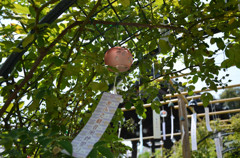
[0,0,103,118]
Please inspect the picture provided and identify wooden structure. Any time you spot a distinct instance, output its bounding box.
[120,81,240,158]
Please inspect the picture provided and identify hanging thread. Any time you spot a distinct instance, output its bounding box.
[113,73,118,94]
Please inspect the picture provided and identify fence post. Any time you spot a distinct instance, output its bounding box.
[178,96,191,158]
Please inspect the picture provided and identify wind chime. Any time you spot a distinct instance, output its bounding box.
[62,25,135,157]
[104,47,133,73]
[104,24,133,73]
[160,107,167,141]
[188,98,198,151]
[167,84,176,142]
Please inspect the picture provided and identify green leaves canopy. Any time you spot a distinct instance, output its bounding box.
[0,0,240,157]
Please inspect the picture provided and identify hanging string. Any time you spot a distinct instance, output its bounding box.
[113,73,118,94]
[114,72,121,139]
[116,24,119,46]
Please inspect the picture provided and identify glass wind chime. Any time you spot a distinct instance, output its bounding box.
[188,98,198,151]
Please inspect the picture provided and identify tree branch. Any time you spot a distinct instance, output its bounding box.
[76,20,187,33]
[0,0,102,118]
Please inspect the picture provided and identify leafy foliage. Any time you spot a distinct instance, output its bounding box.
[0,0,240,157]
[220,88,240,109]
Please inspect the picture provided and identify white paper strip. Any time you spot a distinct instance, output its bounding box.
[214,137,223,158]
[153,110,161,139]
[191,113,197,151]
[162,121,166,140]
[181,124,185,145]
[204,107,212,132]
[170,114,174,139]
[62,92,123,158]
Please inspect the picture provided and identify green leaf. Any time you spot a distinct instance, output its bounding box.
[209,81,217,91]
[201,93,213,107]
[12,4,30,14]
[221,59,233,68]
[135,100,144,116]
[210,38,215,44]
[59,140,72,155]
[154,0,164,6]
[181,0,192,6]
[151,101,161,113]
[88,148,97,158]
[192,75,198,84]
[189,85,195,91]
[182,82,187,86]
[215,38,225,50]
[37,36,45,47]
[119,0,130,7]
[6,103,14,112]
[51,56,63,66]
[0,137,13,150]
[188,90,194,96]
[29,6,36,17]
[38,137,52,147]
[45,95,60,113]
[19,102,24,109]
[98,146,114,158]
[94,141,107,147]
[90,82,109,91]
[28,100,40,112]
[169,34,176,44]
[36,88,46,99]
[11,47,22,53]
[125,102,132,110]
[22,34,35,48]
[159,40,171,54]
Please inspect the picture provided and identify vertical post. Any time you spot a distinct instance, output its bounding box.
[178,96,191,158]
